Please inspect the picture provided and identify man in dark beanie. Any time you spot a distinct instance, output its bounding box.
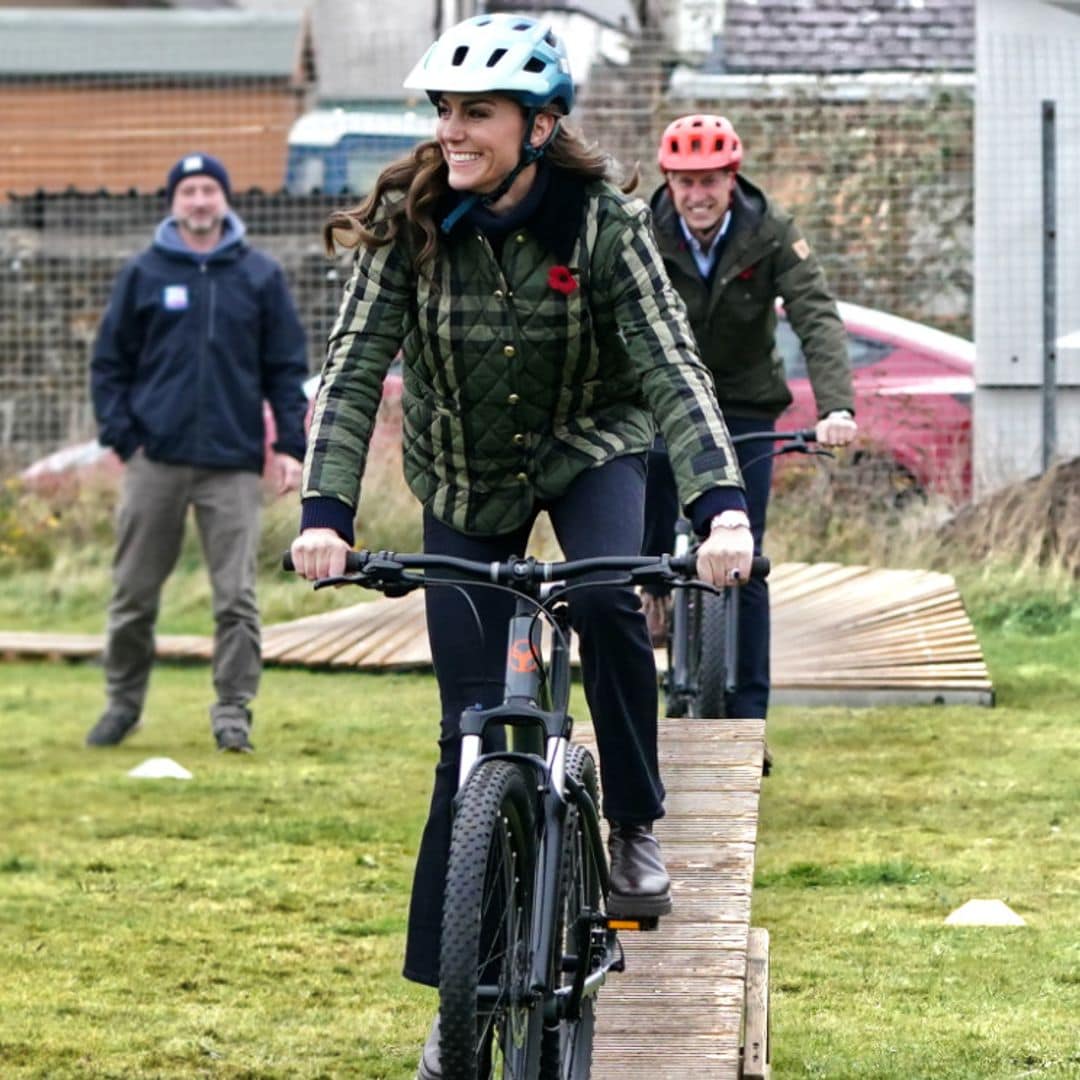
[86,152,308,753]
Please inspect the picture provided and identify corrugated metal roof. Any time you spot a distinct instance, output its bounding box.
[0,9,306,77]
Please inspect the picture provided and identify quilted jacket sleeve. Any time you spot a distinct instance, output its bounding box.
[593,197,745,512]
[302,232,414,518]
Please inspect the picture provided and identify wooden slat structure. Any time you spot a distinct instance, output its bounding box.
[0,562,993,705]
[581,718,769,1079]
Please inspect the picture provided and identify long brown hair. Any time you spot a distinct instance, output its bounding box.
[322,117,639,271]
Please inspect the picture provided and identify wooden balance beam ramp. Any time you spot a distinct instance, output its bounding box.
[0,564,993,709]
[579,718,771,1079]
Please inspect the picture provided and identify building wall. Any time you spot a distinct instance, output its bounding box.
[2,83,306,199]
[975,0,1080,494]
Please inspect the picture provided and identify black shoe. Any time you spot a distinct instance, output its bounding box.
[212,705,253,753]
[607,822,672,918]
[85,709,141,747]
[416,1014,441,1080]
[763,742,773,776]
[215,726,254,753]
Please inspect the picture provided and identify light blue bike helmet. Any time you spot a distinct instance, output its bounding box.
[403,13,575,115]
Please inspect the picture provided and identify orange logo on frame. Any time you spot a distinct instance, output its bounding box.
[509,638,538,673]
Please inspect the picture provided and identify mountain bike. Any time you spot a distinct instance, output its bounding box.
[662,428,830,722]
[285,546,715,1079]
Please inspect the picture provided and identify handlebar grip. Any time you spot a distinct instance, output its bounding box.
[281,550,369,574]
[749,555,771,580]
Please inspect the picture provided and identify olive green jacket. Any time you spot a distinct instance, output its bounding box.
[303,169,744,536]
[650,175,853,420]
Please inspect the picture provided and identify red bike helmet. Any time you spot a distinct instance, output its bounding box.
[657,114,743,172]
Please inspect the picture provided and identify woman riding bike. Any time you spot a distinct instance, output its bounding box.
[288,16,753,1075]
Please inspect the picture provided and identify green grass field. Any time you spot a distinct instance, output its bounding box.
[1,592,1078,1078]
[1,477,1078,1077]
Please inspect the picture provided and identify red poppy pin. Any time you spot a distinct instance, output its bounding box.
[548,265,578,295]
[737,267,755,280]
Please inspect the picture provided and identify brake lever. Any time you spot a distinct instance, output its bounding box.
[313,572,370,590]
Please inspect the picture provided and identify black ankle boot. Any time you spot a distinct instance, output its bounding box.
[607,822,672,917]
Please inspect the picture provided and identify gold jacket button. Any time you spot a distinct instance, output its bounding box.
[494,289,504,299]
[515,234,526,244]
[516,472,528,483]
[507,393,520,405]
[512,433,525,445]
[503,344,516,358]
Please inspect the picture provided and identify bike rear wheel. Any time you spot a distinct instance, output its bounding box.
[692,589,728,719]
[539,744,600,1080]
[440,760,540,1078]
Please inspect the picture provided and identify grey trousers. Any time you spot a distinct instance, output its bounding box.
[103,452,263,730]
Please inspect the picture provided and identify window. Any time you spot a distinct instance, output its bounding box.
[776,317,891,379]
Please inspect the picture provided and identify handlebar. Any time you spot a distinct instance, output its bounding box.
[730,428,818,446]
[281,549,770,592]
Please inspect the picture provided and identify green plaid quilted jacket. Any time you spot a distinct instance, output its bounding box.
[303,169,744,536]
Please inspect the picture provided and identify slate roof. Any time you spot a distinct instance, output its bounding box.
[720,0,974,74]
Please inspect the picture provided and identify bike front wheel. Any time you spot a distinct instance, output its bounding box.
[539,744,600,1080]
[440,760,540,1078]
[692,589,729,719]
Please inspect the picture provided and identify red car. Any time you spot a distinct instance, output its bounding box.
[776,301,974,502]
[24,307,972,503]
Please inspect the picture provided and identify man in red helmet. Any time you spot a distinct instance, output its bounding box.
[642,114,857,766]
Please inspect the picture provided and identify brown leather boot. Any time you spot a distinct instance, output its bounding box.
[607,822,672,917]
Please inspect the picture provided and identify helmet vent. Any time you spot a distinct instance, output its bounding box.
[513,21,532,30]
[524,56,546,73]
[487,47,507,67]
[452,45,469,66]
[690,137,702,153]
[715,138,725,152]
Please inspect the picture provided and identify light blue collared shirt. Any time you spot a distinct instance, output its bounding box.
[678,210,732,279]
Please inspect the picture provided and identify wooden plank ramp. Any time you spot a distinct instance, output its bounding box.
[580,717,769,1079]
[0,562,993,704]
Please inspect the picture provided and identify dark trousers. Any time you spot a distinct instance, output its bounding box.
[641,416,775,720]
[403,455,663,987]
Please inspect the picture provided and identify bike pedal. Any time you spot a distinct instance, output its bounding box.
[605,916,660,932]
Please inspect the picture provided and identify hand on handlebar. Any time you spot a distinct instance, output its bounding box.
[815,410,858,448]
[694,515,754,588]
[289,528,352,581]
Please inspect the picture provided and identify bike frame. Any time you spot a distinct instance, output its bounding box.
[663,429,821,716]
[458,591,617,1025]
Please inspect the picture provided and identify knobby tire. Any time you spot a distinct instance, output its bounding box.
[539,744,600,1080]
[693,590,728,719]
[440,760,539,1079]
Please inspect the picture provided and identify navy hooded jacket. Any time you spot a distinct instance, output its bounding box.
[91,211,308,473]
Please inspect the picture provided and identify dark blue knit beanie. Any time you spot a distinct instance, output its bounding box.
[165,153,231,202]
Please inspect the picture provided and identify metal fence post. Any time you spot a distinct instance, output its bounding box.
[1041,99,1057,472]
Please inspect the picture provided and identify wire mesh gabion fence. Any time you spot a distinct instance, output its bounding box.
[0,12,973,478]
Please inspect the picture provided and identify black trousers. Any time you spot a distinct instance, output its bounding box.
[403,454,664,987]
[641,415,775,721]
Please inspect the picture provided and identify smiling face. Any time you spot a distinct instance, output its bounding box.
[666,168,737,244]
[171,175,228,248]
[435,92,556,210]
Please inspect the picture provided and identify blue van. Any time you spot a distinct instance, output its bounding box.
[285,108,436,195]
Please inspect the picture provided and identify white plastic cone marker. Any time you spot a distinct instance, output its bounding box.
[944,899,1026,926]
[127,757,193,780]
